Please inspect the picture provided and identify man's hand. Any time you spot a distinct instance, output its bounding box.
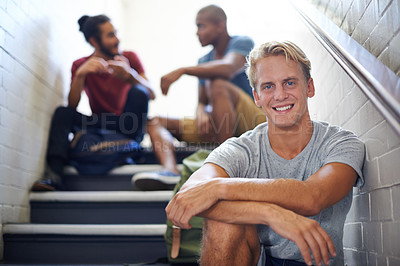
[69,57,109,108]
[107,55,132,81]
[107,56,156,100]
[166,179,221,229]
[160,68,185,95]
[76,57,109,77]
[267,204,336,266]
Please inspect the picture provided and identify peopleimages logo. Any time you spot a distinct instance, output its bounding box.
[76,112,273,147]
[79,112,146,135]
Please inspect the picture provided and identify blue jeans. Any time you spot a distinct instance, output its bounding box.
[46,85,149,172]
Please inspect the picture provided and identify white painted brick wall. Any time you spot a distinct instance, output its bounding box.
[308,0,400,264]
[311,0,400,77]
[0,0,125,260]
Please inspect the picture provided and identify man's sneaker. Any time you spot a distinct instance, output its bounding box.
[31,168,64,191]
[31,178,58,191]
[132,170,180,191]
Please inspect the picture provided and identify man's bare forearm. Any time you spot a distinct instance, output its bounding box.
[184,162,357,217]
[180,167,317,217]
[213,178,318,216]
[68,74,85,109]
[183,60,239,80]
[182,52,246,80]
[199,200,272,225]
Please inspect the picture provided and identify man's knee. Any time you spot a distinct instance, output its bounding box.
[149,116,182,137]
[205,79,240,108]
[203,218,232,241]
[210,78,231,89]
[203,219,259,249]
[147,117,160,131]
[136,85,150,101]
[126,85,149,113]
[147,117,166,132]
[202,219,260,265]
[53,106,75,120]
[205,79,229,98]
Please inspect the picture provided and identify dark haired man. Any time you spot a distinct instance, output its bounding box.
[133,5,266,189]
[32,15,155,191]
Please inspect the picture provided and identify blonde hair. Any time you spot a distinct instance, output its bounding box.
[246,41,311,91]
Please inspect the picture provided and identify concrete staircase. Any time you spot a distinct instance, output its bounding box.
[2,148,196,264]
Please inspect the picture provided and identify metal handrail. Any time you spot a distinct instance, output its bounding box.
[291,0,400,136]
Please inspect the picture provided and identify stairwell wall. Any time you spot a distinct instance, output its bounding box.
[0,0,126,260]
[306,0,400,265]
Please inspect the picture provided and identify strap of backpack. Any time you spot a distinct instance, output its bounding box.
[171,225,181,259]
[70,131,84,149]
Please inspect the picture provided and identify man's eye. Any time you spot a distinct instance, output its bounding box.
[265,85,272,89]
[287,81,294,86]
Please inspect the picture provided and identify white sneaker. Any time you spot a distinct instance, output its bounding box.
[132,170,180,191]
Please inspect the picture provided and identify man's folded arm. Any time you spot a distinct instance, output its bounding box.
[184,52,247,80]
[215,162,358,216]
[176,162,358,219]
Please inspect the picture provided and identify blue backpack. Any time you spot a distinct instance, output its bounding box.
[68,128,142,175]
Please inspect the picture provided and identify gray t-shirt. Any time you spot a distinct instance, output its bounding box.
[198,35,254,97]
[204,121,365,265]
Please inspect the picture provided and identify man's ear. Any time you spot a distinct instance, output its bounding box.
[307,78,315,98]
[253,89,261,107]
[89,37,99,49]
[216,20,226,33]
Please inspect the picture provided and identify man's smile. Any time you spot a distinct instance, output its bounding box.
[272,104,294,112]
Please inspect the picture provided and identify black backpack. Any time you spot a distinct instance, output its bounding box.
[68,128,142,175]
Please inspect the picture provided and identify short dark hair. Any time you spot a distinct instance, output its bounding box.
[197,5,227,25]
[78,14,110,43]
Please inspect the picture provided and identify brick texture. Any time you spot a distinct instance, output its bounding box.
[309,0,400,264]
[312,0,400,78]
[0,0,124,260]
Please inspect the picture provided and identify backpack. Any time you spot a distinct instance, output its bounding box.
[164,149,212,264]
[68,128,142,175]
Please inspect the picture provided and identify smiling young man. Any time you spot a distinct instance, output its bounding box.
[133,5,266,190]
[166,41,365,266]
[32,15,155,191]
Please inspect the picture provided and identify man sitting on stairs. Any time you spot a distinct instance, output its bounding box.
[166,41,365,265]
[133,5,266,190]
[32,14,156,191]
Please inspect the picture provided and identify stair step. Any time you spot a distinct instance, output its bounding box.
[57,144,207,191]
[30,191,173,224]
[64,163,165,175]
[61,164,164,191]
[61,164,182,191]
[136,146,202,165]
[3,224,167,264]
[4,223,167,235]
